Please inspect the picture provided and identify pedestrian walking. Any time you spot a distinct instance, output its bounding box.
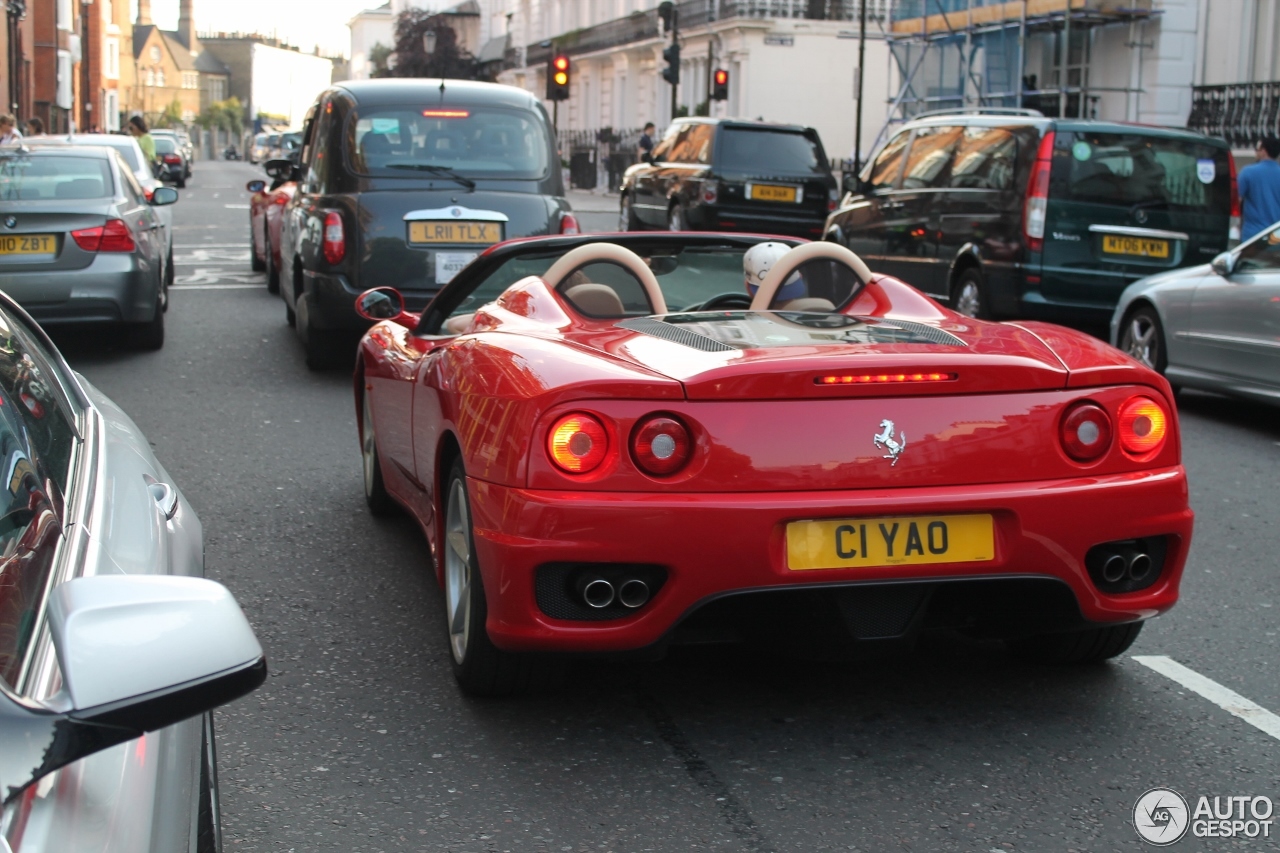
[128,115,156,165]
[0,115,23,145]
[1237,136,1280,242]
[637,122,655,163]
[25,117,44,137]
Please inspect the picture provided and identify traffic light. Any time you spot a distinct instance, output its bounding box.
[547,54,571,101]
[712,68,729,100]
[657,1,677,32]
[662,44,680,86]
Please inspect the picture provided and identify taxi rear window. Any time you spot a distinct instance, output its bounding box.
[348,106,551,180]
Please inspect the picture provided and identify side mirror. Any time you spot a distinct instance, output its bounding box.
[264,158,298,182]
[246,179,266,194]
[0,576,265,803]
[355,287,417,328]
[1211,251,1234,277]
[150,186,179,206]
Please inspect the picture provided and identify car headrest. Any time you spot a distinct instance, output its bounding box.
[542,243,668,315]
[748,242,874,311]
[563,283,626,318]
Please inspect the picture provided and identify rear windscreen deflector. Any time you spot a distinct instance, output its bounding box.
[618,312,967,350]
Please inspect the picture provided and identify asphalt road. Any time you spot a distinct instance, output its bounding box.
[59,162,1280,852]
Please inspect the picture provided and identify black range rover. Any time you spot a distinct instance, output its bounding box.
[619,119,838,237]
[275,79,577,369]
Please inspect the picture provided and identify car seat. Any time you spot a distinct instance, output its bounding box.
[563,283,626,318]
[360,132,392,168]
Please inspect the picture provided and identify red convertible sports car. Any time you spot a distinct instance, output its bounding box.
[353,233,1193,695]
[247,172,296,295]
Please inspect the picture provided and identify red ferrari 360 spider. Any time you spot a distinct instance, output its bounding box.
[353,233,1193,695]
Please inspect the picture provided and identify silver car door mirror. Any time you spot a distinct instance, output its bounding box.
[1210,251,1234,277]
[150,186,179,206]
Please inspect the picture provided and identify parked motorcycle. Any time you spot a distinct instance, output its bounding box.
[223,145,242,161]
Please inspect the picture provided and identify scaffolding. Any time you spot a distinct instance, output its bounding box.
[872,0,1160,154]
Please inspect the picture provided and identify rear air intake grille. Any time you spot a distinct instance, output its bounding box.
[616,317,736,352]
[872,319,967,347]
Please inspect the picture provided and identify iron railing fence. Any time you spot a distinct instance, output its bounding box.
[1188,83,1280,148]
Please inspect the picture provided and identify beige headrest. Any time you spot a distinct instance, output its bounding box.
[564,283,626,318]
[542,242,668,315]
[748,242,874,311]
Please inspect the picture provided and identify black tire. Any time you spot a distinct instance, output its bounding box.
[196,714,222,853]
[163,247,174,311]
[128,297,165,350]
[177,176,187,189]
[265,236,280,295]
[443,458,557,696]
[950,267,990,319]
[297,299,346,370]
[620,193,642,231]
[250,217,266,272]
[360,390,396,516]
[1118,304,1168,374]
[1008,621,1143,664]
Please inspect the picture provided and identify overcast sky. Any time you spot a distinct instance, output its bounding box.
[146,0,382,58]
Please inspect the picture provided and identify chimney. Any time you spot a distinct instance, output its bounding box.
[178,0,199,53]
[137,0,152,25]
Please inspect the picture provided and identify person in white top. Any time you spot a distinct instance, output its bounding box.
[0,114,23,145]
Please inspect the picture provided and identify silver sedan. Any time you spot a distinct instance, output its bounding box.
[1112,224,1280,406]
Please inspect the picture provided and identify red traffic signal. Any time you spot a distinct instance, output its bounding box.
[712,68,729,101]
[547,54,571,101]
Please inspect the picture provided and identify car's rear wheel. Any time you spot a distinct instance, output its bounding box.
[1008,622,1143,664]
[620,194,641,231]
[667,203,686,232]
[265,235,280,295]
[1119,305,1168,374]
[163,246,174,311]
[250,217,266,272]
[443,458,551,696]
[128,295,166,350]
[361,390,395,516]
[196,713,222,853]
[951,267,990,319]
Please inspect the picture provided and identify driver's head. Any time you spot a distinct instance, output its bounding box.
[744,242,805,302]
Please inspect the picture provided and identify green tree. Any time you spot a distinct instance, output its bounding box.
[383,10,481,80]
[369,42,393,77]
[156,99,185,129]
[195,96,245,135]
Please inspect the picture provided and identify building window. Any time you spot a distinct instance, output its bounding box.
[147,68,155,86]
[103,0,113,23]
[104,90,119,131]
[157,69,166,87]
[56,51,72,108]
[151,45,161,63]
[56,0,72,31]
[208,78,226,101]
[105,39,119,80]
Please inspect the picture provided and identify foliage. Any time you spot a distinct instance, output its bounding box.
[195,97,244,135]
[256,112,289,126]
[694,100,710,117]
[155,99,185,129]
[369,42,393,77]
[377,9,483,81]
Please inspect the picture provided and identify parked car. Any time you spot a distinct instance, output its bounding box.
[249,132,272,164]
[270,131,301,162]
[619,118,839,237]
[825,111,1236,325]
[0,145,178,349]
[152,128,193,179]
[26,133,176,293]
[354,234,1192,695]
[0,288,265,852]
[275,78,578,369]
[247,172,296,294]
[1112,218,1280,406]
[153,135,187,188]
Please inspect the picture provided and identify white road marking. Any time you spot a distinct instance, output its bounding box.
[175,243,250,249]
[224,203,251,209]
[171,284,262,290]
[1133,655,1280,742]
[176,268,263,285]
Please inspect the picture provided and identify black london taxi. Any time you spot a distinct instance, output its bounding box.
[824,111,1234,325]
[619,118,839,238]
[274,79,578,369]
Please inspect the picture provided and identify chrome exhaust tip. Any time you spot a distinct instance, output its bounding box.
[1101,553,1128,584]
[618,579,650,609]
[1128,552,1152,582]
[581,578,615,609]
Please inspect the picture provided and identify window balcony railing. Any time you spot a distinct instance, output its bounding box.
[1187,83,1280,148]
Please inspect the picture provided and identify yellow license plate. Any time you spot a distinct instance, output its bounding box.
[1102,235,1169,258]
[786,514,994,571]
[408,221,502,245]
[750,184,798,203]
[0,234,56,255]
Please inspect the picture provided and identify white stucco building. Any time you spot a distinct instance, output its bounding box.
[348,3,396,80]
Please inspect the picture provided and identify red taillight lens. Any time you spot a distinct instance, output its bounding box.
[559,213,580,235]
[1023,130,1054,253]
[322,211,345,264]
[630,415,691,476]
[702,181,718,204]
[1118,396,1168,456]
[144,188,154,202]
[272,192,289,206]
[163,154,181,164]
[1059,402,1112,462]
[71,218,135,253]
[1228,151,1241,218]
[548,413,608,473]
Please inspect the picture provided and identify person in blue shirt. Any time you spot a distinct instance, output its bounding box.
[1237,137,1280,242]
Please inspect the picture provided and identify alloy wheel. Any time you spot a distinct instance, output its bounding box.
[444,478,473,665]
[668,205,684,232]
[954,280,981,318]
[1122,314,1160,369]
[361,393,378,499]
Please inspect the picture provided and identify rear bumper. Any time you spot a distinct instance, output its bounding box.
[690,202,826,237]
[305,268,434,331]
[5,254,159,324]
[467,467,1193,653]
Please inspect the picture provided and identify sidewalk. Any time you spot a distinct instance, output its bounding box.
[566,188,619,213]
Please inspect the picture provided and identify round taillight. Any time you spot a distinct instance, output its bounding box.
[1060,402,1112,462]
[631,415,691,476]
[547,413,608,473]
[1118,396,1168,456]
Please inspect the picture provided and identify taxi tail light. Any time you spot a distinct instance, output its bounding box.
[1117,395,1168,456]
[71,218,135,253]
[630,415,691,476]
[1059,401,1112,462]
[1228,151,1241,238]
[548,413,609,473]
[702,181,718,204]
[559,213,581,235]
[322,210,346,265]
[1023,130,1054,253]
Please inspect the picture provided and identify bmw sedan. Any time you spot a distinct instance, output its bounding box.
[0,145,178,349]
[0,289,265,850]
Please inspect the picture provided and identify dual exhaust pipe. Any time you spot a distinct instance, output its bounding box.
[577,575,651,610]
[1100,547,1153,584]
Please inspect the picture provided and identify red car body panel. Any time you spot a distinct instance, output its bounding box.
[356,237,1193,653]
[250,181,296,268]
